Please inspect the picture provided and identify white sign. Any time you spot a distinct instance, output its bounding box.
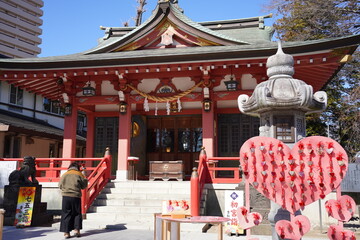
[341,163,360,192]
[0,161,17,188]
[224,190,244,235]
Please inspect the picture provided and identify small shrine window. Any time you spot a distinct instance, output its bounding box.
[274,116,295,143]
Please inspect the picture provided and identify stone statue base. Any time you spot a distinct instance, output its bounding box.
[3,184,53,226]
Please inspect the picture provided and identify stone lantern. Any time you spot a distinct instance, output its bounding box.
[238,42,327,239]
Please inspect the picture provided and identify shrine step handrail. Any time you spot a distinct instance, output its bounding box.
[191,149,242,216]
[0,149,112,216]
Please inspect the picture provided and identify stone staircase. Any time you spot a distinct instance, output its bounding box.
[83,180,200,230]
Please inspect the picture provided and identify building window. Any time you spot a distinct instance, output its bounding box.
[77,113,87,137]
[9,85,23,111]
[274,116,295,143]
[4,135,21,158]
[43,98,63,115]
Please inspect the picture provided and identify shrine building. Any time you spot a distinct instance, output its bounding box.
[0,0,359,181]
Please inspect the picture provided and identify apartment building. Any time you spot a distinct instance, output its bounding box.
[0,0,86,159]
[0,0,43,58]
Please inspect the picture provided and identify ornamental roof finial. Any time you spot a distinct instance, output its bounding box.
[158,0,183,13]
[266,41,294,79]
[158,0,178,3]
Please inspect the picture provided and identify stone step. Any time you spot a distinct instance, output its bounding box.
[85,180,207,231]
[101,186,190,194]
[94,198,163,206]
[107,181,190,189]
[93,198,206,208]
[89,205,163,214]
[85,212,154,222]
[97,192,191,200]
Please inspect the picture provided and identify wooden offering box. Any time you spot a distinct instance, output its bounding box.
[149,161,184,181]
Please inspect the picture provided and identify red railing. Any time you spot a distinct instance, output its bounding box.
[191,148,242,216]
[0,148,112,216]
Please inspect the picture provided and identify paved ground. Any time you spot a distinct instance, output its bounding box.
[2,225,338,240]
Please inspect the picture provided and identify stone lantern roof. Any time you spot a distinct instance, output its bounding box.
[238,42,327,116]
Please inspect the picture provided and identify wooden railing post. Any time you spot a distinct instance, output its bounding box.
[0,209,5,240]
[191,167,199,216]
[81,189,87,219]
[47,158,56,179]
[104,147,112,180]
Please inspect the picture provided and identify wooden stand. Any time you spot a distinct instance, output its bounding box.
[154,214,230,240]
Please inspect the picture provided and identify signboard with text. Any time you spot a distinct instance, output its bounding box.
[161,200,190,216]
[14,187,36,227]
[341,163,360,192]
[224,190,244,235]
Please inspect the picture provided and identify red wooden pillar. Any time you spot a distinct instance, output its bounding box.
[202,99,215,157]
[62,102,78,159]
[117,99,131,180]
[85,112,94,158]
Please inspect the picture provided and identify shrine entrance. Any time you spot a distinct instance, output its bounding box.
[146,115,202,178]
[94,117,119,175]
[217,113,260,177]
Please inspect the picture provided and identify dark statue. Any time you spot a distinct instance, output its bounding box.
[8,156,39,185]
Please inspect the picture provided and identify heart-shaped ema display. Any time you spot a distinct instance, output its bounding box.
[327,225,356,240]
[236,206,263,230]
[325,195,356,222]
[275,215,311,240]
[240,136,348,214]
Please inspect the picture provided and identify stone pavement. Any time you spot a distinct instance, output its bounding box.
[2,225,334,240]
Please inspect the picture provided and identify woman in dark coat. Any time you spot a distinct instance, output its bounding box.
[59,162,88,238]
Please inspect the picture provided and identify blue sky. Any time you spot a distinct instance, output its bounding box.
[39,0,274,57]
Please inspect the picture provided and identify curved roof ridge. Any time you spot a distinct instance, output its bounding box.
[169,4,250,45]
[199,14,273,25]
[82,4,163,55]
[83,2,250,55]
[1,34,359,67]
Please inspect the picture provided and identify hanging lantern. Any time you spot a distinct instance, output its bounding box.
[82,81,96,96]
[64,104,72,116]
[224,76,238,91]
[224,66,238,91]
[119,101,127,114]
[202,98,212,112]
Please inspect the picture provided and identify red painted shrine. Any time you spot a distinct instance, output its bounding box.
[0,1,359,181]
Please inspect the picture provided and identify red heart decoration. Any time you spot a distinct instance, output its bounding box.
[236,206,263,229]
[325,195,356,222]
[239,136,348,214]
[275,215,310,240]
[327,225,356,240]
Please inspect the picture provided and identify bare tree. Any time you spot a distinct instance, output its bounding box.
[265,0,360,161]
[134,0,147,26]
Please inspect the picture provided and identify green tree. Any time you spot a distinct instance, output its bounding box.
[266,0,360,161]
